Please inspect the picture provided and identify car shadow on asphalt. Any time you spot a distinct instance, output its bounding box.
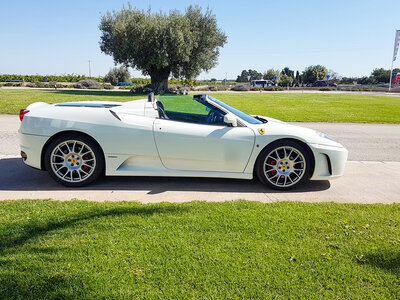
[0,158,330,194]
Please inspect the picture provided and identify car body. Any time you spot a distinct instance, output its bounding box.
[19,94,348,190]
[313,80,337,87]
[116,82,134,87]
[250,80,275,88]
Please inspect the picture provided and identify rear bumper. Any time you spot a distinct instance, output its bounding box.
[309,143,348,180]
[19,132,49,170]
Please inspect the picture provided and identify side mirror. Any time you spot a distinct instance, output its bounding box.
[224,114,237,127]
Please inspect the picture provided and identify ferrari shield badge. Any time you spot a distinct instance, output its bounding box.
[258,128,265,135]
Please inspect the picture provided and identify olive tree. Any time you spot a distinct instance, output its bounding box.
[104,66,130,86]
[99,5,227,93]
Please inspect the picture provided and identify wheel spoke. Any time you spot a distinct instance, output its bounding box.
[287,149,293,159]
[57,146,65,155]
[82,163,94,169]
[292,172,300,179]
[80,169,89,176]
[55,166,65,172]
[65,142,71,153]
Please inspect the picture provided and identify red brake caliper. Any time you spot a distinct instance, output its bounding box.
[267,159,276,176]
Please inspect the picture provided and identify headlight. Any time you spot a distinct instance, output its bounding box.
[315,130,336,142]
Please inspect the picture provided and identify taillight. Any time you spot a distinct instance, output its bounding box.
[19,109,29,121]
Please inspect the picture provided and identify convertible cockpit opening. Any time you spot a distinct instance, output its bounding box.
[156,94,226,125]
[155,94,264,126]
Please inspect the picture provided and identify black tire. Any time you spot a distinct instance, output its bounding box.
[256,140,311,190]
[44,133,104,187]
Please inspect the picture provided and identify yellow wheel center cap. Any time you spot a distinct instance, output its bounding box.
[282,165,286,169]
[71,159,77,164]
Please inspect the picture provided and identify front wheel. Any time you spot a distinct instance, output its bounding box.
[256,141,311,190]
[44,134,104,187]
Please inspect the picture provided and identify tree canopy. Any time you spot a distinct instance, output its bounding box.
[263,69,280,81]
[302,65,328,84]
[236,69,263,82]
[99,5,227,93]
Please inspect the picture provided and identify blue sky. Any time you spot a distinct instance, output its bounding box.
[0,0,399,79]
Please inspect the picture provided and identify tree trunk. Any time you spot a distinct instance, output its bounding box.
[150,68,170,94]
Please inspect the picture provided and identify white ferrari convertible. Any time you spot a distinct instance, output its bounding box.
[19,93,348,190]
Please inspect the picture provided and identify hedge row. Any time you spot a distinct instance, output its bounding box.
[0,74,104,83]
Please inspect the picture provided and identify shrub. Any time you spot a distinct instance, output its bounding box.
[130,84,153,94]
[102,84,114,90]
[104,66,130,85]
[250,87,263,91]
[131,78,151,85]
[263,86,284,91]
[73,83,84,89]
[231,84,250,91]
[168,84,190,95]
[319,88,332,91]
[196,87,210,91]
[76,79,101,89]
[210,85,228,91]
[2,82,23,87]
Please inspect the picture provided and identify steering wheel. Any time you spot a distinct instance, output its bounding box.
[206,110,215,124]
[206,110,224,124]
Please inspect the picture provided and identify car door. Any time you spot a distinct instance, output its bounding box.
[153,119,255,173]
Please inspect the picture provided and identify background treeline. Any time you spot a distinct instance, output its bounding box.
[236,66,400,86]
[2,67,399,86]
[0,74,104,83]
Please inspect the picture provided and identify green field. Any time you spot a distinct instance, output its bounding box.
[1,89,400,123]
[0,200,399,299]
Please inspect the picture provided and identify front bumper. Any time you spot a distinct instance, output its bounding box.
[309,143,348,180]
[19,132,49,170]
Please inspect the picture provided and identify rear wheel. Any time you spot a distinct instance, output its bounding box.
[256,140,311,190]
[44,134,104,187]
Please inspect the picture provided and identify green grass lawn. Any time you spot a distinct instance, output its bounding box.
[1,89,400,122]
[0,200,399,299]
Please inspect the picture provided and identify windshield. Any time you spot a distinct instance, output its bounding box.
[208,96,263,124]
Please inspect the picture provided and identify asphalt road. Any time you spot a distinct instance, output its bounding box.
[1,114,399,203]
